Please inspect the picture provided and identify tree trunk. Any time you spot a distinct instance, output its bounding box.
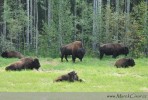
[3,0,7,51]
[124,0,130,44]
[30,0,33,47]
[115,0,119,42]
[58,0,63,48]
[48,0,51,27]
[35,0,39,55]
[74,0,77,40]
[105,0,110,42]
[92,0,96,52]
[92,0,97,52]
[33,0,36,50]
[26,0,30,50]
[92,0,102,53]
[98,0,102,43]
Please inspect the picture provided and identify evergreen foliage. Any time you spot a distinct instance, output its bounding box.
[0,0,147,58]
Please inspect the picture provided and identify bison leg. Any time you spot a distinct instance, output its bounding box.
[100,53,104,59]
[78,57,83,62]
[61,54,64,62]
[79,58,82,62]
[125,54,128,56]
[72,55,76,63]
[65,55,68,62]
[112,53,117,58]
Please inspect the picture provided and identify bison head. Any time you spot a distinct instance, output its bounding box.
[122,47,129,56]
[1,51,8,58]
[5,66,12,71]
[68,71,77,82]
[128,58,135,67]
[77,48,85,59]
[32,58,41,70]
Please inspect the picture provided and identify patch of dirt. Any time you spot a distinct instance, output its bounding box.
[131,74,143,78]
[141,87,148,92]
[92,85,104,88]
[112,73,126,77]
[49,60,60,66]
[41,60,60,66]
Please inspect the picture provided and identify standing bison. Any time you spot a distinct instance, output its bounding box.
[114,58,135,68]
[5,57,41,71]
[54,71,83,82]
[75,48,85,61]
[1,51,24,59]
[99,43,129,59]
[60,41,85,62]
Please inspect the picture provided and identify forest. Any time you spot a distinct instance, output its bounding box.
[0,0,148,58]
[0,0,148,92]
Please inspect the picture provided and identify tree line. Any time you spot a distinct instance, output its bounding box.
[0,0,147,58]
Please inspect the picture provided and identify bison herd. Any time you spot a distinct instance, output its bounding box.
[1,41,136,82]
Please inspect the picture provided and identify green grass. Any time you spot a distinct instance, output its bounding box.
[0,57,148,92]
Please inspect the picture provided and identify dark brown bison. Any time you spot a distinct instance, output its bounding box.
[54,71,83,82]
[99,43,129,59]
[75,48,85,61]
[5,57,40,71]
[114,58,135,68]
[60,41,85,62]
[1,51,24,59]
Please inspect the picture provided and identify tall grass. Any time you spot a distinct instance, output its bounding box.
[0,57,147,92]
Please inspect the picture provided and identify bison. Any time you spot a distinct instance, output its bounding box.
[114,58,135,68]
[5,57,40,71]
[75,48,85,61]
[60,41,85,62]
[99,43,129,59]
[1,51,24,59]
[54,71,83,82]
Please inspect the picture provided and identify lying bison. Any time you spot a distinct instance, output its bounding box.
[60,41,85,62]
[99,43,129,59]
[114,58,135,68]
[1,51,24,59]
[5,57,40,71]
[54,71,83,82]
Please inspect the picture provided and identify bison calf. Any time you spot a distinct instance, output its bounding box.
[5,57,41,71]
[54,71,83,82]
[99,43,129,59]
[60,41,85,62]
[114,58,135,68]
[1,51,24,59]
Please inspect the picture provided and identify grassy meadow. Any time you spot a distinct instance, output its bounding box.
[0,56,148,92]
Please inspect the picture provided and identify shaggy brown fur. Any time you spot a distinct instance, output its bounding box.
[114,58,135,68]
[5,57,40,71]
[99,43,129,59]
[54,71,83,82]
[60,41,85,62]
[1,51,24,59]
